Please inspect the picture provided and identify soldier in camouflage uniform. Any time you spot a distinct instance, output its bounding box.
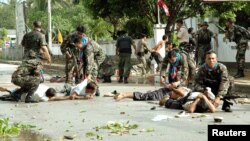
[160,50,189,88]
[60,25,86,84]
[195,21,215,66]
[21,21,51,64]
[74,35,105,96]
[194,51,232,112]
[116,31,136,83]
[225,18,249,78]
[11,59,43,103]
[176,19,196,86]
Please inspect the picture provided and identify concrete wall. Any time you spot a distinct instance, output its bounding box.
[1,37,249,65]
[0,39,156,60]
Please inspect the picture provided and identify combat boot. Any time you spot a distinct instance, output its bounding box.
[107,76,112,83]
[95,88,100,96]
[124,77,128,84]
[234,70,245,78]
[118,76,123,83]
[103,76,108,83]
[25,93,38,103]
[222,99,233,112]
[233,70,239,77]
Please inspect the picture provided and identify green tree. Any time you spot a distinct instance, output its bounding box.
[0,0,16,29]
[0,28,9,47]
[83,0,205,37]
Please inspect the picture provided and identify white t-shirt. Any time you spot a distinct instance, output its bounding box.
[177,26,189,43]
[20,84,50,102]
[70,79,88,96]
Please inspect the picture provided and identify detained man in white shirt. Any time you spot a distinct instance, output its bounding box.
[1,79,97,102]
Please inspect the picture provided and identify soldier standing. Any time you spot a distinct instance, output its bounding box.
[176,19,196,86]
[194,51,232,112]
[225,18,249,78]
[74,35,105,96]
[21,21,51,63]
[60,25,84,84]
[136,33,150,76]
[195,21,215,66]
[116,30,136,84]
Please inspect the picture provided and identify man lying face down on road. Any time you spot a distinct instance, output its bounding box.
[0,78,97,103]
[108,84,191,103]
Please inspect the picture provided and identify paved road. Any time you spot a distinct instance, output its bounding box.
[0,63,250,141]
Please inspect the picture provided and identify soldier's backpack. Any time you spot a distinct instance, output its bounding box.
[235,25,250,40]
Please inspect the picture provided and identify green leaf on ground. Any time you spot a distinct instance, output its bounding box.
[85,132,95,137]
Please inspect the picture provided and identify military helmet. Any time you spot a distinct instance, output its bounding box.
[226,18,235,24]
[202,21,209,27]
[33,21,42,28]
[76,25,86,33]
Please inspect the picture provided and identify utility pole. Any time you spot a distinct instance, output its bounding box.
[48,0,52,50]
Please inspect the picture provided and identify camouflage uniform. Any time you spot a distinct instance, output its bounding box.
[98,55,115,83]
[21,29,47,60]
[11,59,42,102]
[116,34,135,83]
[136,38,149,75]
[160,51,189,86]
[225,25,249,78]
[195,28,214,65]
[194,63,232,111]
[194,63,229,97]
[178,46,196,86]
[61,32,81,84]
[82,39,105,82]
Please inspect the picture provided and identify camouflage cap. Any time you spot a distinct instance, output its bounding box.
[202,21,209,26]
[33,21,42,28]
[226,18,235,23]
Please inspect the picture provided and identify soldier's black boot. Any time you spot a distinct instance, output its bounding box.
[222,99,233,112]
[118,76,123,83]
[103,76,108,83]
[124,77,128,84]
[95,88,100,96]
[107,76,112,83]
[234,69,245,78]
[233,70,239,77]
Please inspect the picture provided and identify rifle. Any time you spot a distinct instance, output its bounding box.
[215,24,226,33]
[222,94,248,105]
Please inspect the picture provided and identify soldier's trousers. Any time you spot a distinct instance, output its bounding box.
[65,59,81,84]
[11,75,40,96]
[236,42,247,71]
[180,52,196,84]
[137,55,147,75]
[118,53,132,78]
